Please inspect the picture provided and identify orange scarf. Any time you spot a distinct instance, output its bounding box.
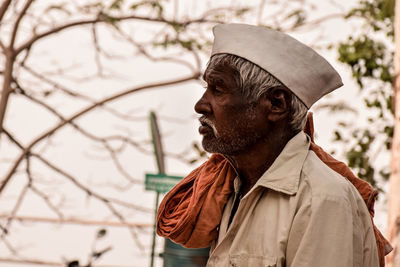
[157,114,391,266]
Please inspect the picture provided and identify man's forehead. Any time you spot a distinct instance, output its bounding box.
[203,61,237,84]
[203,70,235,89]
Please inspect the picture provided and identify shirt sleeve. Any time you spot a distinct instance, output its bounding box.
[285,193,378,267]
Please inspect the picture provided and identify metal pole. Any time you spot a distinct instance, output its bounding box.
[150,192,160,267]
[149,111,165,267]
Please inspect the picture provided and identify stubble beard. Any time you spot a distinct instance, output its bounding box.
[200,107,264,155]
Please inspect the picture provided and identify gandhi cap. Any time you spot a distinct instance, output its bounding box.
[211,23,343,108]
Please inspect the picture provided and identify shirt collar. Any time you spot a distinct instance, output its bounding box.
[253,131,310,195]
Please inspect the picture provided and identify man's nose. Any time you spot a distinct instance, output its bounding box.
[194,91,212,115]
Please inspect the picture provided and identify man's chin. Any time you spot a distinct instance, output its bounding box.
[202,138,234,155]
[201,137,220,153]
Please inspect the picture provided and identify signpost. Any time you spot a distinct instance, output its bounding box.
[145,173,183,194]
[146,111,210,267]
[146,111,182,267]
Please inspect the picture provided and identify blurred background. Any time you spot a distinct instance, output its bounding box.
[0,0,398,266]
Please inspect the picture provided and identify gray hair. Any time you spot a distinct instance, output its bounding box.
[206,54,308,132]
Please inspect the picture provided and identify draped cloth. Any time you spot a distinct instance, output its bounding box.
[157,113,392,266]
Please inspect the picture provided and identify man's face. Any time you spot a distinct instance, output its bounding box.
[194,63,269,155]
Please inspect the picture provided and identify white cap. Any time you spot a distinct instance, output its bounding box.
[211,23,343,108]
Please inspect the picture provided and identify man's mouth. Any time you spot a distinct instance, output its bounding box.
[198,117,216,136]
[199,125,212,135]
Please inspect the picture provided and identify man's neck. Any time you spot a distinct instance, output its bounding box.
[228,131,296,196]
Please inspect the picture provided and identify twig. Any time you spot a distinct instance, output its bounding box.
[15,14,218,56]
[0,181,29,238]
[91,23,104,76]
[1,73,200,195]
[283,13,345,32]
[1,236,20,257]
[31,153,145,212]
[20,64,96,101]
[9,0,35,48]
[257,0,266,25]
[0,257,135,267]
[0,0,12,21]
[2,127,25,150]
[0,214,152,228]
[30,185,64,219]
[4,125,151,213]
[112,23,198,73]
[0,40,5,53]
[19,90,147,184]
[32,153,147,249]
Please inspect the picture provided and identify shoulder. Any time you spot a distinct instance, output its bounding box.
[300,150,361,209]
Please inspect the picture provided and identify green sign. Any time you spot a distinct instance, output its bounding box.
[145,173,183,193]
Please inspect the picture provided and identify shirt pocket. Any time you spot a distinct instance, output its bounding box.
[229,254,277,267]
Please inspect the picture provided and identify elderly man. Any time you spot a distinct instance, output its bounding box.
[157,24,383,267]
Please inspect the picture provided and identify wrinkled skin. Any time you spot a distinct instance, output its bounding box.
[194,62,270,156]
[194,60,294,195]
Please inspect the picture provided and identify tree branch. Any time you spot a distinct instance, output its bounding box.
[20,64,95,101]
[283,13,345,32]
[2,127,25,150]
[18,87,150,184]
[0,54,15,134]
[111,23,198,73]
[31,153,151,214]
[0,214,152,228]
[0,74,199,195]
[3,126,151,213]
[0,0,12,21]
[32,153,147,249]
[0,257,135,267]
[9,0,35,48]
[0,182,29,238]
[15,14,215,56]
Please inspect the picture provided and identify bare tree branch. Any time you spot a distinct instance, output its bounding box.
[0,40,6,52]
[10,0,35,48]
[20,64,95,101]
[17,87,150,184]
[0,0,12,21]
[257,0,266,25]
[0,257,135,267]
[283,13,345,32]
[111,23,198,73]
[32,153,150,214]
[91,24,104,76]
[0,214,152,228]
[31,154,148,249]
[15,14,217,56]
[0,56,15,134]
[3,127,25,150]
[0,181,29,238]
[1,235,20,257]
[30,185,64,219]
[0,73,199,195]
[20,64,153,122]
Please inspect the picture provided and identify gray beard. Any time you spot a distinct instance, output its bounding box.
[201,107,265,155]
[202,132,263,155]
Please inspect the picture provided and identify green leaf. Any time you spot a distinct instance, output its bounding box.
[110,0,124,10]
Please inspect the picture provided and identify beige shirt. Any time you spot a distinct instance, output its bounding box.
[207,132,379,267]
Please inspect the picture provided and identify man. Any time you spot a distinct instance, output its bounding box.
[157,24,381,266]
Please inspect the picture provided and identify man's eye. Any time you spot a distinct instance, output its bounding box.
[203,84,223,95]
[212,86,223,95]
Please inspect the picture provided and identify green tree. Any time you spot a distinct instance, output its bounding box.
[321,0,395,190]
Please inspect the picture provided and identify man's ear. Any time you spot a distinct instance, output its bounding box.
[261,86,291,122]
